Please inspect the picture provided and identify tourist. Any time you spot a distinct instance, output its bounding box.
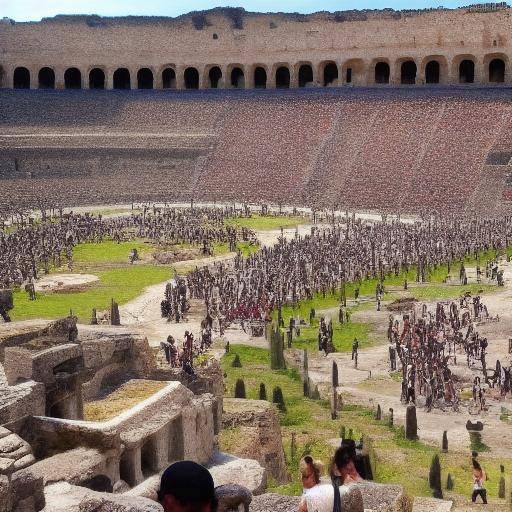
[471,459,487,504]
[157,461,217,512]
[298,456,324,512]
[297,445,363,512]
[334,443,364,485]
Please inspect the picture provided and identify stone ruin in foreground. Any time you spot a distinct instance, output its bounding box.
[0,317,415,512]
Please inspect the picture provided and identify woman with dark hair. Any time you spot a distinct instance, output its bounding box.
[471,459,487,504]
[297,445,364,512]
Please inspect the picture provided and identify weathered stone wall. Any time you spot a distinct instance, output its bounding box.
[222,398,288,483]
[1,6,512,89]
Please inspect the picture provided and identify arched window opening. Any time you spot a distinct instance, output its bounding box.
[137,68,153,89]
[113,68,131,90]
[425,61,440,84]
[184,67,199,89]
[323,63,338,86]
[374,62,390,84]
[89,68,105,89]
[346,68,352,84]
[275,66,290,89]
[13,67,30,89]
[230,67,244,88]
[459,60,475,83]
[162,68,176,89]
[400,61,416,84]
[254,67,267,89]
[64,68,81,89]
[209,67,222,89]
[298,65,313,87]
[489,58,505,83]
[38,67,55,89]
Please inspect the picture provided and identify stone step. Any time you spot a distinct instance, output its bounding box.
[413,496,453,512]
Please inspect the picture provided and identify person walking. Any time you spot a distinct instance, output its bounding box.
[471,459,487,504]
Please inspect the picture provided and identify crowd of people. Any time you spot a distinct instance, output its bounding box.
[186,215,512,328]
[386,293,512,412]
[0,206,255,289]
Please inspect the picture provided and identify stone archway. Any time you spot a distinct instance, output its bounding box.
[38,67,55,89]
[230,67,244,88]
[137,68,154,89]
[425,61,440,84]
[64,68,81,89]
[322,62,338,86]
[184,67,199,89]
[254,67,267,89]
[162,68,176,89]
[400,61,417,84]
[89,68,105,89]
[489,58,505,83]
[459,59,475,83]
[14,67,30,89]
[275,66,290,88]
[113,68,131,89]
[298,64,313,87]
[374,62,390,84]
[208,67,222,88]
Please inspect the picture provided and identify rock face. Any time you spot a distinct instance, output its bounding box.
[222,399,288,483]
[208,453,267,495]
[215,484,252,512]
[0,427,44,512]
[250,493,301,512]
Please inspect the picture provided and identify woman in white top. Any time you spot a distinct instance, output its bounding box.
[298,445,364,512]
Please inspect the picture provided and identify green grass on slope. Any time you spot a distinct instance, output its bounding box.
[219,345,511,503]
[225,214,306,231]
[11,265,172,323]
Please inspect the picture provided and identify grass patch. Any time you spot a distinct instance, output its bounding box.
[83,379,167,421]
[291,321,372,353]
[73,240,154,265]
[225,214,306,231]
[11,265,172,323]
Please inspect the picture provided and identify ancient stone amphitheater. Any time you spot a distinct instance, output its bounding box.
[2,4,512,213]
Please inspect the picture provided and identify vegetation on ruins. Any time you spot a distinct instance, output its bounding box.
[234,379,247,399]
[231,354,242,367]
[83,380,167,422]
[429,454,443,499]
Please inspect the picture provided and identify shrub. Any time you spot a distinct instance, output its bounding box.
[429,454,443,499]
[272,386,286,412]
[234,379,246,398]
[259,383,267,401]
[231,354,242,367]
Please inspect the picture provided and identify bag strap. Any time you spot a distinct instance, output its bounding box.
[332,476,342,512]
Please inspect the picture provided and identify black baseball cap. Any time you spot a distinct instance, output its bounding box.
[158,461,216,505]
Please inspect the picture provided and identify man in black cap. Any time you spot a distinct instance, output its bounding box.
[158,461,217,512]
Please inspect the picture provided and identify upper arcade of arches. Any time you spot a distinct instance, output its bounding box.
[2,6,512,90]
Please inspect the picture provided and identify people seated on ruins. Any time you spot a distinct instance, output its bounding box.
[297,445,364,512]
[158,461,218,512]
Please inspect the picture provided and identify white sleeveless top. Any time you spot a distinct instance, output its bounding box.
[301,484,350,512]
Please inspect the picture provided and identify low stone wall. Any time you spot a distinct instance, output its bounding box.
[25,382,215,488]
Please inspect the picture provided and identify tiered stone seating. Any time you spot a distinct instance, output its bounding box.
[1,88,512,213]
